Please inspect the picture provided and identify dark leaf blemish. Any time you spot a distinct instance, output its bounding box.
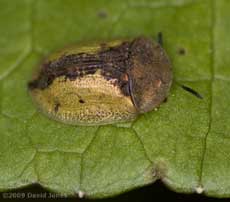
[97,9,108,19]
[178,47,186,55]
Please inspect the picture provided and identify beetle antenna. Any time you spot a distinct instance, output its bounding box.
[181,85,203,99]
[175,81,203,99]
[157,32,163,46]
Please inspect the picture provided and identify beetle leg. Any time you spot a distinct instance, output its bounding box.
[157,32,163,46]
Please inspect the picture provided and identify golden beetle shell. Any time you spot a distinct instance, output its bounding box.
[28,37,172,125]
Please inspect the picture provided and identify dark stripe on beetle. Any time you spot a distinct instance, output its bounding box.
[28,40,133,97]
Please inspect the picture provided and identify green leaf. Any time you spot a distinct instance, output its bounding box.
[0,0,229,199]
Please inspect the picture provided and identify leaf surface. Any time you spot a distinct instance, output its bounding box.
[0,0,229,198]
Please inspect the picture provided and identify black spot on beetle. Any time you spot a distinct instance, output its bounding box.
[54,102,60,113]
[79,99,85,104]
